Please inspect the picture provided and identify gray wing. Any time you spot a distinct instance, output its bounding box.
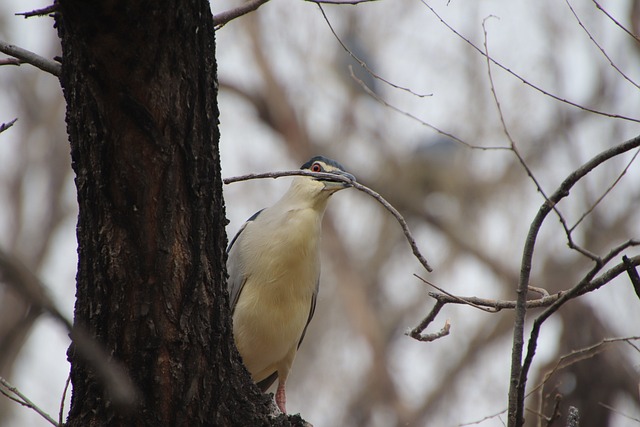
[297,276,319,349]
[227,209,264,313]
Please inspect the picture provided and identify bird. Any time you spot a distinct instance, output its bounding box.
[226,155,355,413]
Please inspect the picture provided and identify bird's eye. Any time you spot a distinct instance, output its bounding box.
[311,163,322,172]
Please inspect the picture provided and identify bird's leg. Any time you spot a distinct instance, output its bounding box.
[275,381,287,413]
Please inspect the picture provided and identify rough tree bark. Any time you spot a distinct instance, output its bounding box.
[55,0,303,425]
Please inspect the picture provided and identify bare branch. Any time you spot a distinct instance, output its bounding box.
[59,374,71,427]
[348,66,505,150]
[0,40,61,76]
[509,134,640,426]
[419,0,640,123]
[415,274,498,313]
[0,248,138,410]
[0,377,59,426]
[0,118,17,134]
[224,169,434,272]
[622,255,640,300]
[411,319,450,342]
[407,300,445,341]
[15,4,57,18]
[212,0,270,28]
[570,147,640,233]
[599,402,640,423]
[516,255,640,425]
[565,0,640,90]
[318,5,431,97]
[592,0,640,45]
[427,290,565,312]
[466,336,640,426]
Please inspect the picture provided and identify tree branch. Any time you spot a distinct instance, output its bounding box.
[0,40,61,76]
[622,255,640,300]
[508,134,640,427]
[212,0,270,28]
[15,4,58,18]
[0,377,59,426]
[224,169,434,272]
[0,118,17,134]
[0,248,138,410]
[317,4,432,98]
[419,0,640,123]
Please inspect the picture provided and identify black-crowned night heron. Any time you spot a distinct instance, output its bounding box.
[227,156,355,413]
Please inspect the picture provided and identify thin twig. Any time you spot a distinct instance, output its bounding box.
[224,169,433,272]
[419,0,640,123]
[0,377,59,426]
[565,0,640,90]
[407,300,445,340]
[416,274,497,313]
[482,17,560,229]
[599,402,640,423]
[0,40,61,76]
[569,147,640,233]
[212,0,270,28]
[413,319,451,342]
[0,118,17,134]
[15,4,58,18]
[427,290,565,312]
[533,336,640,421]
[592,0,640,45]
[318,4,432,98]
[59,374,71,426]
[348,66,506,151]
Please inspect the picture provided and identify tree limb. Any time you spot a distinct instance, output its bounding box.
[15,4,58,18]
[0,377,59,426]
[213,0,270,28]
[0,40,61,76]
[419,0,640,124]
[0,118,17,134]
[508,134,640,427]
[622,255,640,300]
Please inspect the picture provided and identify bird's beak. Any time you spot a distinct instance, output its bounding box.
[321,170,356,191]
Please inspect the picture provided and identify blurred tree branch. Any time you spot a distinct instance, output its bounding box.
[213,0,270,28]
[0,377,59,426]
[0,118,17,134]
[0,40,60,76]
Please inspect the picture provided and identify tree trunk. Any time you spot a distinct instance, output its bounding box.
[55,1,302,425]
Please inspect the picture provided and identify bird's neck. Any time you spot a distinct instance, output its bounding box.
[276,178,331,213]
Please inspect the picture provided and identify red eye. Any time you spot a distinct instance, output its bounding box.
[311,163,322,172]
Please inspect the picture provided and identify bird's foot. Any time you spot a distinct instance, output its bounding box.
[275,382,287,413]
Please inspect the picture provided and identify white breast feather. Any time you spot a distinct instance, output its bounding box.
[232,206,321,381]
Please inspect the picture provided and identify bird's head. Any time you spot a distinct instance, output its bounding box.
[300,156,355,194]
[284,156,355,208]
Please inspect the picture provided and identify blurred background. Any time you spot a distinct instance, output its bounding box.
[1,0,640,426]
